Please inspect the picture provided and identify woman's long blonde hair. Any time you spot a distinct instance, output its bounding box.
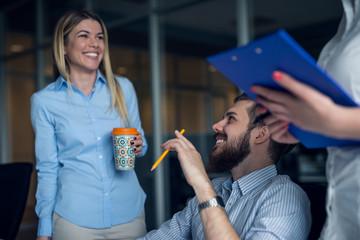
[52,9,130,126]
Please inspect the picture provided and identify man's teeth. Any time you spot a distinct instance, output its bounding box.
[216,139,224,144]
[85,53,98,57]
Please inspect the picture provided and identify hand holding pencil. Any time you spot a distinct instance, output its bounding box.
[155,130,211,190]
[151,129,185,171]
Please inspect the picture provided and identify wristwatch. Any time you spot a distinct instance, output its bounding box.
[198,196,225,211]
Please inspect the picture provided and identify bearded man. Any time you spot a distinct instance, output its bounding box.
[139,94,311,240]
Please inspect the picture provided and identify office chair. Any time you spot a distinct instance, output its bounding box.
[299,183,327,240]
[0,162,33,240]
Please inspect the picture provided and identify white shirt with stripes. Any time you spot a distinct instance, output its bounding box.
[140,165,311,240]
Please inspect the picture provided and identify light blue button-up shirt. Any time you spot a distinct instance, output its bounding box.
[140,165,311,240]
[30,70,147,237]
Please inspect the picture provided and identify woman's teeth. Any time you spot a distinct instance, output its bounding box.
[85,53,98,57]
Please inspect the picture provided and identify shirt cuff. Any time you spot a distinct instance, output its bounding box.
[37,217,53,237]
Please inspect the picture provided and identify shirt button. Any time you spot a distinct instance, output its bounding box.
[105,193,109,196]
[97,136,101,140]
[92,118,96,122]
[99,155,103,159]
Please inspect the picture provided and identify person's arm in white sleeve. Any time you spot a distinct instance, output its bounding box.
[252,71,360,143]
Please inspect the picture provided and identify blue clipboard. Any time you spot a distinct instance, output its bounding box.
[206,29,360,148]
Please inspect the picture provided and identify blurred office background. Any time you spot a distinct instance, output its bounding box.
[0,0,341,238]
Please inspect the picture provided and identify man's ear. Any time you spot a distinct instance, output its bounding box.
[254,126,270,144]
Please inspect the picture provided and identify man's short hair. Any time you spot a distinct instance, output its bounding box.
[234,93,296,163]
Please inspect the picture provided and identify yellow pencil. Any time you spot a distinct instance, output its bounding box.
[151,129,185,171]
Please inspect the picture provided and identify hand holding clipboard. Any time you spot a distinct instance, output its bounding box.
[206,29,360,148]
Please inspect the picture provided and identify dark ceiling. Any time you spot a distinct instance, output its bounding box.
[1,0,343,58]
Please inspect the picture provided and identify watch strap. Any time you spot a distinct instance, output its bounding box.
[198,196,225,211]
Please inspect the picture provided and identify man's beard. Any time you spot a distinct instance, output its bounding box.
[207,129,251,173]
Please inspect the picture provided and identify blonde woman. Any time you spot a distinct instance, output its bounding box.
[31,9,147,240]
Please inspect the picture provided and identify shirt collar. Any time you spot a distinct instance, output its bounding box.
[224,165,278,196]
[54,69,106,91]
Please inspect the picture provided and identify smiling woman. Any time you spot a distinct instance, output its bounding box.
[30,9,148,240]
[63,19,105,95]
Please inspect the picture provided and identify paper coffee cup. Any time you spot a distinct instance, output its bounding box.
[111,128,139,170]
